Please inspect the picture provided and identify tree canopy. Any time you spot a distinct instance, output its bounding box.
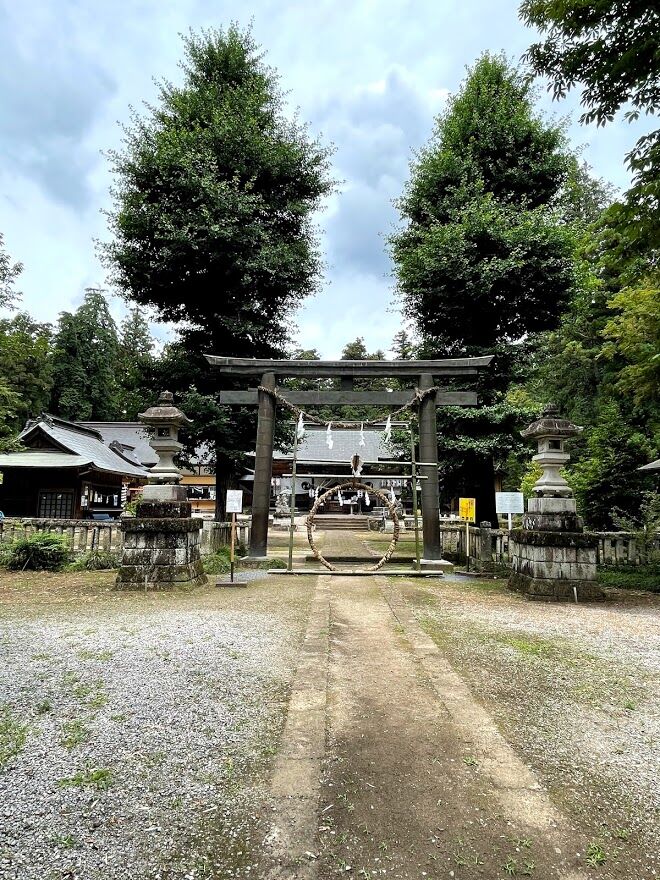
[520,0,660,257]
[102,25,333,347]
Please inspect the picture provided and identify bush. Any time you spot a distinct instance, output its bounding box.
[2,533,71,571]
[203,548,232,574]
[68,550,120,571]
[598,565,660,593]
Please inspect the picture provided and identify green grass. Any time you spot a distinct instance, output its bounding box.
[57,764,112,790]
[0,707,28,767]
[585,841,608,867]
[491,633,558,657]
[598,565,660,593]
[60,719,89,750]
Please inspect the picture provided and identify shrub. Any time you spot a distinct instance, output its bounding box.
[2,533,71,571]
[203,547,232,574]
[68,550,120,571]
[598,565,660,593]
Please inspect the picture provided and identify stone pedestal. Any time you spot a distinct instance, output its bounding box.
[116,517,206,590]
[114,391,207,591]
[509,528,601,601]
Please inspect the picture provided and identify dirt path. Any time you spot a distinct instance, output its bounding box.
[262,532,601,880]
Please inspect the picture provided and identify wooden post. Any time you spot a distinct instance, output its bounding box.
[410,426,421,571]
[230,512,236,583]
[418,373,442,560]
[288,426,299,571]
[465,520,470,571]
[249,370,276,558]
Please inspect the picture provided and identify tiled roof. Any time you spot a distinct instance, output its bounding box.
[80,422,159,466]
[13,416,148,478]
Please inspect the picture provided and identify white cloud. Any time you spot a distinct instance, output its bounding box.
[0,0,655,360]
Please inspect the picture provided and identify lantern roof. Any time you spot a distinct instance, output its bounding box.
[138,391,192,428]
[521,404,582,441]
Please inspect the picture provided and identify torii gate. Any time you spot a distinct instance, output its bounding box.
[206,355,493,563]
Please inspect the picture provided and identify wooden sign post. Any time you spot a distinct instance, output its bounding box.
[222,490,246,587]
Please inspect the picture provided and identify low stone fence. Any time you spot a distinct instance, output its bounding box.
[200,520,251,554]
[455,524,658,572]
[0,518,122,554]
[0,517,251,558]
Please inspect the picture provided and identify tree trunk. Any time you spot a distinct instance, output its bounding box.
[214,440,228,521]
[472,457,498,528]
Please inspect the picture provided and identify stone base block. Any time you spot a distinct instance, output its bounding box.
[141,484,187,503]
[508,571,604,602]
[419,557,453,572]
[115,516,207,591]
[136,500,192,519]
[508,528,602,602]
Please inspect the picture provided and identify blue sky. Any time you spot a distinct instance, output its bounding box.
[0,0,652,357]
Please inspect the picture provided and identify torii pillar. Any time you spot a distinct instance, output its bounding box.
[250,371,276,557]
[418,373,449,568]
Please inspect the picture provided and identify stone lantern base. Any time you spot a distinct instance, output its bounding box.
[508,529,603,601]
[116,517,207,591]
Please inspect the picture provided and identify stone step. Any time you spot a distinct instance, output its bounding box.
[312,515,371,531]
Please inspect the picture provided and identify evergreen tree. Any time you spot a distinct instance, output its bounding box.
[0,233,21,310]
[101,26,333,516]
[117,307,156,419]
[390,54,587,524]
[0,313,53,430]
[50,289,121,421]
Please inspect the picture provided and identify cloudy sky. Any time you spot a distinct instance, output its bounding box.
[0,0,652,358]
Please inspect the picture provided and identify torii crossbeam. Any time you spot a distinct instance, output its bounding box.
[206,355,493,564]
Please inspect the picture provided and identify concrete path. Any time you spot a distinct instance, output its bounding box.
[263,532,591,879]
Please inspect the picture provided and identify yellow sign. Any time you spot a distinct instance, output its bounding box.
[459,497,476,522]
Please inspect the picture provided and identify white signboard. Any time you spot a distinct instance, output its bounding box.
[495,492,524,514]
[225,490,244,514]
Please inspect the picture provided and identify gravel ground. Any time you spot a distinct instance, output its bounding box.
[401,577,660,880]
[0,570,315,880]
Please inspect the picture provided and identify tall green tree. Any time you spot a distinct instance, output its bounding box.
[101,25,333,516]
[116,307,156,419]
[50,289,121,421]
[390,54,592,524]
[0,313,53,430]
[527,211,658,527]
[520,0,660,257]
[0,233,21,310]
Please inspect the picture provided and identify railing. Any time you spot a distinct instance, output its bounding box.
[0,518,122,554]
[1,516,653,568]
[0,516,251,558]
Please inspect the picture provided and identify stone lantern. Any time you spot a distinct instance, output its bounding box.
[521,404,583,533]
[508,404,602,602]
[136,392,192,515]
[115,391,206,591]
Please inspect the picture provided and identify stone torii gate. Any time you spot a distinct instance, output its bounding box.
[206,355,493,563]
